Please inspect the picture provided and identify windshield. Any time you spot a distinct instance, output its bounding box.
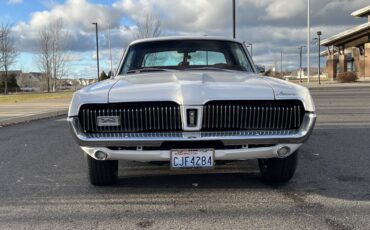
[119,40,254,75]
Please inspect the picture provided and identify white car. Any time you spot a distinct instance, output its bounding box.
[68,36,316,186]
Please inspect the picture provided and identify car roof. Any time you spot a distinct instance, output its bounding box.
[129,36,244,46]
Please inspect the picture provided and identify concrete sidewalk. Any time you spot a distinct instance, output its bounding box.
[291,78,370,89]
[0,98,71,127]
[303,82,370,89]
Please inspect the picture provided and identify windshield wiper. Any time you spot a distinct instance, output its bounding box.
[127,67,174,74]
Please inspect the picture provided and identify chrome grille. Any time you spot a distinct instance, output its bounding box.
[78,102,182,133]
[202,100,305,131]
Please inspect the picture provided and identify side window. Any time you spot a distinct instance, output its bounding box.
[122,50,134,74]
[234,47,253,72]
[142,51,183,67]
[235,48,247,67]
[189,51,227,65]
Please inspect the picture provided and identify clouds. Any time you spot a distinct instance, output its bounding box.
[21,0,122,31]
[8,0,370,74]
[13,0,125,52]
[263,0,306,19]
[7,0,23,5]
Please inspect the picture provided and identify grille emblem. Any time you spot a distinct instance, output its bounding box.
[187,109,197,127]
[96,116,120,127]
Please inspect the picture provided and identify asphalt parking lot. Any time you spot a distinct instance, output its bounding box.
[0,87,369,229]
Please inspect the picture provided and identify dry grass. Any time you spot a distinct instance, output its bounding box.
[0,91,74,104]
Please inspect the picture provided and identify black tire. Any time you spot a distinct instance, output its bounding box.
[87,155,118,186]
[258,151,298,184]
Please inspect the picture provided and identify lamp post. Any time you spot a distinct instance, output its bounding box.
[108,23,113,76]
[232,0,236,38]
[317,31,322,85]
[307,0,311,84]
[298,46,306,83]
[92,22,100,80]
[280,50,283,74]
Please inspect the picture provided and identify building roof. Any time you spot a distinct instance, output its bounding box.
[320,50,330,56]
[320,22,370,46]
[351,5,370,18]
[0,70,22,74]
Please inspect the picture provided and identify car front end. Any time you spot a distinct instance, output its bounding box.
[68,37,316,185]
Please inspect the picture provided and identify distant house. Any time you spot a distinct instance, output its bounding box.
[283,68,326,80]
[58,78,97,90]
[0,70,22,80]
[1,70,98,91]
[16,72,48,91]
[77,78,97,86]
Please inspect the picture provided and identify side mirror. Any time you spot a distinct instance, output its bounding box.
[255,65,265,74]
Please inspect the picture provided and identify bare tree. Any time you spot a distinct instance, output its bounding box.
[37,19,68,92]
[38,28,52,92]
[0,24,18,94]
[134,13,162,39]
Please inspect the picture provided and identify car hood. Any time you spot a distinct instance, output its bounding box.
[109,71,275,105]
[68,71,315,117]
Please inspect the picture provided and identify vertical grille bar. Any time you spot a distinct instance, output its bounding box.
[208,106,211,129]
[215,105,219,129]
[157,107,160,130]
[165,106,168,130]
[211,105,215,129]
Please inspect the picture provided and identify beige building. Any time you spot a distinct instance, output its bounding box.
[321,5,370,80]
[16,72,48,91]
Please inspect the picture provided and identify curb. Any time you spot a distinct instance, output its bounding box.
[302,84,370,90]
[0,110,68,127]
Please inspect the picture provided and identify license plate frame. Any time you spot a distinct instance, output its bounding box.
[170,149,215,170]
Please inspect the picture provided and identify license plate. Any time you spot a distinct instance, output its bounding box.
[170,149,214,169]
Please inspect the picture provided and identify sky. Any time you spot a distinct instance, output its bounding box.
[0,0,369,79]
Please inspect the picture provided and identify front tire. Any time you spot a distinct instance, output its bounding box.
[258,151,298,184]
[87,155,118,186]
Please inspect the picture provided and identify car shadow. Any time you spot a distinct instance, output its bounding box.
[116,171,265,189]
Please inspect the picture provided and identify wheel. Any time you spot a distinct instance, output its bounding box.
[258,151,298,184]
[87,155,118,186]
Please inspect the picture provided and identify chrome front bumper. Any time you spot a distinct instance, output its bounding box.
[67,112,316,147]
[81,144,303,161]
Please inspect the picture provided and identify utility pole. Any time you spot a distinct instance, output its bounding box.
[307,0,311,83]
[298,46,306,83]
[317,31,322,85]
[280,50,283,74]
[92,22,100,80]
[232,0,236,38]
[108,23,113,76]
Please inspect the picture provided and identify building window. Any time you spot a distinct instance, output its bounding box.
[347,59,355,73]
[336,61,340,73]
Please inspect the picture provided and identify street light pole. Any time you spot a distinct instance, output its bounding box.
[280,50,283,74]
[307,0,311,84]
[232,0,236,38]
[108,23,113,76]
[298,46,306,83]
[317,31,322,85]
[92,22,100,80]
